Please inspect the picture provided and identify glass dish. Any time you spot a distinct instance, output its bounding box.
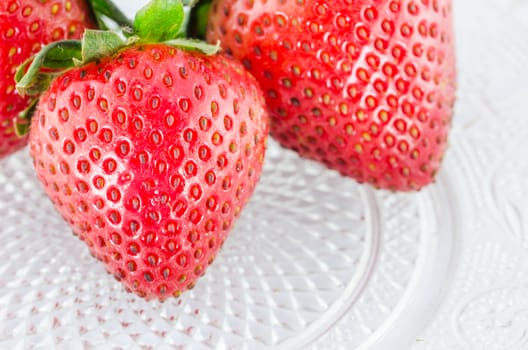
[0,139,456,349]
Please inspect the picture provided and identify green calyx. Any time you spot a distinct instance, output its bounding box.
[135,0,185,42]
[14,0,218,136]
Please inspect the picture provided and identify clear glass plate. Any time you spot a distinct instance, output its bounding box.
[0,138,457,349]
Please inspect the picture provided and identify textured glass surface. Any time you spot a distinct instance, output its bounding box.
[0,139,455,349]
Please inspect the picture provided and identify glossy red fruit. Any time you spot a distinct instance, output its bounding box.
[29,44,268,299]
[0,0,95,159]
[207,0,456,191]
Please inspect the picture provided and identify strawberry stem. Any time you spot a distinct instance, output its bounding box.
[182,0,200,6]
[89,0,133,30]
[188,0,211,39]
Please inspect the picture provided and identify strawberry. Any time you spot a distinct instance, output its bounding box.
[18,0,268,299]
[206,0,456,191]
[0,0,95,159]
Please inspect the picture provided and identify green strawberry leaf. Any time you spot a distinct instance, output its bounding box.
[165,38,220,55]
[134,0,185,42]
[15,40,82,97]
[81,30,126,63]
[16,30,126,98]
[14,98,38,137]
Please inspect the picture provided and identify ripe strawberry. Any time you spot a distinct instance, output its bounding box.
[207,0,456,191]
[20,1,269,299]
[0,0,95,159]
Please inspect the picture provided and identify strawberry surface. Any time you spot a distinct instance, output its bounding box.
[0,0,95,159]
[29,44,268,299]
[207,0,456,191]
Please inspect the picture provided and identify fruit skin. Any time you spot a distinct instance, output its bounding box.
[29,44,269,299]
[207,0,456,191]
[0,0,95,159]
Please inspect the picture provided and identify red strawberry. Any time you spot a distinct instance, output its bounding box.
[207,0,456,191]
[20,1,269,300]
[0,0,95,159]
